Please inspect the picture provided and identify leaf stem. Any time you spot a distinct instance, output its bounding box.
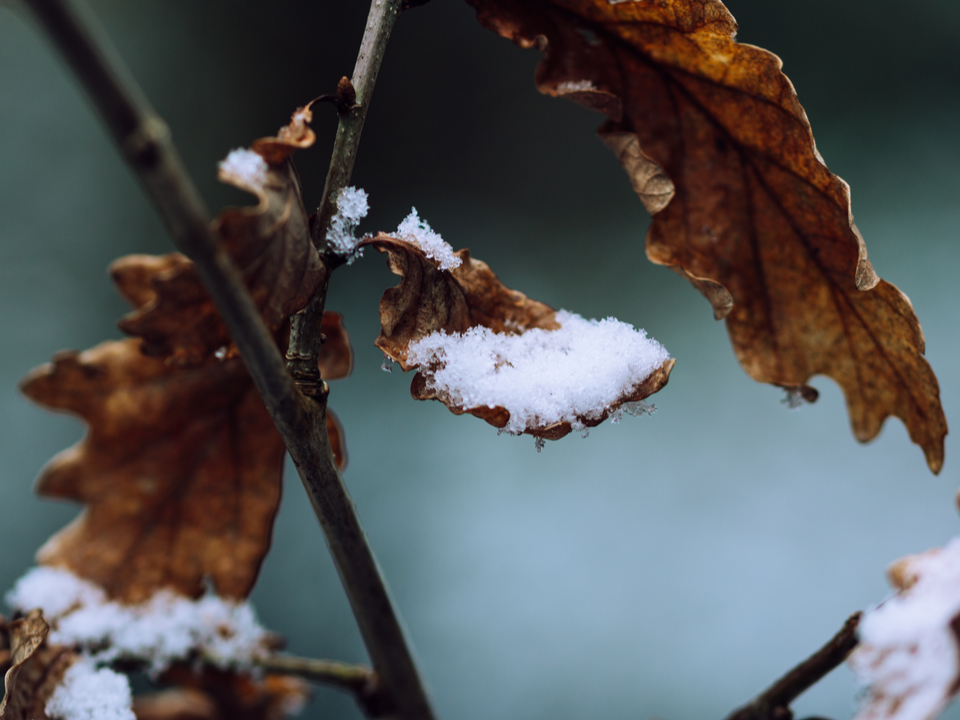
[723,612,862,720]
[23,2,436,718]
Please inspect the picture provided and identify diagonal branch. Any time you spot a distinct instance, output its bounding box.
[23,2,436,719]
[723,612,862,720]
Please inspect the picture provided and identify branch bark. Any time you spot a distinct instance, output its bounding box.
[723,612,862,720]
[23,2,436,719]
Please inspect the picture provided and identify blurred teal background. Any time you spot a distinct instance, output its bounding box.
[1,1,959,718]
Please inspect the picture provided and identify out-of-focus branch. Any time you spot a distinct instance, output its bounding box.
[724,612,862,720]
[24,2,436,719]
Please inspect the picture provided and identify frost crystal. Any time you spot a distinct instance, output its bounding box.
[46,658,135,720]
[7,567,271,676]
[218,148,269,189]
[326,186,369,263]
[395,208,461,271]
[407,310,669,435]
[850,536,960,720]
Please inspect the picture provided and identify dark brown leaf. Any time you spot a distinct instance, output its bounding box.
[20,339,285,603]
[0,610,76,720]
[113,105,325,365]
[467,0,947,472]
[365,234,673,438]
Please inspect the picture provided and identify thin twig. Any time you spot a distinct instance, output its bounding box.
[24,2,436,719]
[259,654,374,692]
[286,0,404,385]
[259,655,393,718]
[724,612,862,720]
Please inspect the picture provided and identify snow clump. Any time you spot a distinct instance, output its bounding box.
[7,566,271,676]
[407,309,669,435]
[395,208,461,271]
[218,148,269,189]
[326,186,369,263]
[850,536,960,720]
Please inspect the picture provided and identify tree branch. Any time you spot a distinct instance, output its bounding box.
[24,2,436,719]
[723,612,862,720]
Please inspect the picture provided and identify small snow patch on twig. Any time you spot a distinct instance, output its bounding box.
[218,148,269,188]
[396,208,461,271]
[326,186,369,263]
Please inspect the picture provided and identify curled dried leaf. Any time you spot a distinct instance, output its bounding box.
[114,105,325,365]
[0,610,77,720]
[367,234,672,438]
[363,234,558,372]
[468,0,946,472]
[20,339,285,603]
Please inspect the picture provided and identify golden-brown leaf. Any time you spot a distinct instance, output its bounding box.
[467,0,947,472]
[365,234,673,438]
[113,105,325,365]
[0,610,77,720]
[20,339,285,603]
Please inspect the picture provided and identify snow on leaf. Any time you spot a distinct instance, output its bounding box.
[365,234,673,439]
[408,311,671,436]
[7,568,274,677]
[394,209,461,271]
[467,0,947,473]
[113,105,325,366]
[850,537,960,720]
[19,339,285,603]
[0,610,78,720]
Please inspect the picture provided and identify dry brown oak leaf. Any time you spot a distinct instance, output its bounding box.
[467,0,947,472]
[364,234,674,440]
[0,610,77,720]
[20,339,286,603]
[114,105,324,365]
